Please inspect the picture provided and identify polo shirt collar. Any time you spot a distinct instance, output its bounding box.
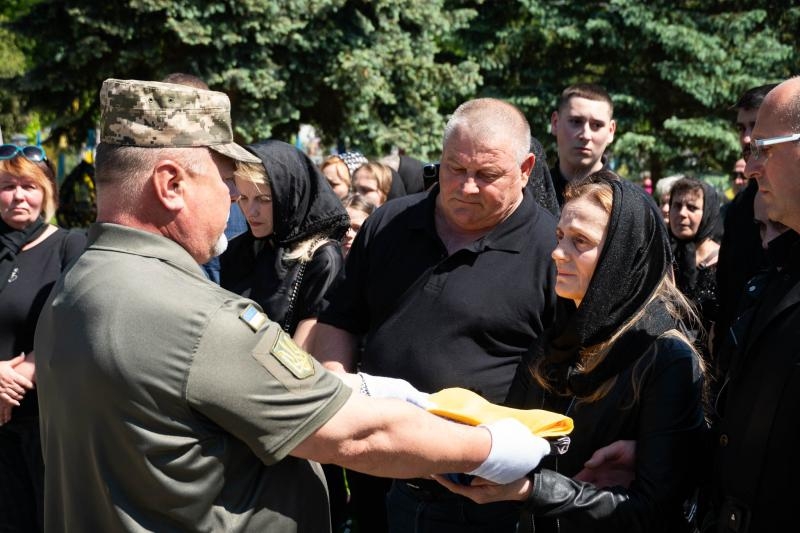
[87,223,208,279]
[411,185,538,254]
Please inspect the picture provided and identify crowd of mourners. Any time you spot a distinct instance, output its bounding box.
[1,73,798,533]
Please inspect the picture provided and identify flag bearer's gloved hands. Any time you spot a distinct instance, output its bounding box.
[357,372,432,409]
[466,418,552,484]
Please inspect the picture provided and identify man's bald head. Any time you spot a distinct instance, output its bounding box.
[766,76,800,131]
[443,98,532,164]
[746,76,800,233]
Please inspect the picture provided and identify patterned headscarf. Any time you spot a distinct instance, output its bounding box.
[338,151,369,178]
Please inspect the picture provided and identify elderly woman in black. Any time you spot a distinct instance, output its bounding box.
[436,171,707,533]
[668,177,722,352]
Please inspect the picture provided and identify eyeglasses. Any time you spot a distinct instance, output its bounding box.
[0,144,48,162]
[749,133,800,161]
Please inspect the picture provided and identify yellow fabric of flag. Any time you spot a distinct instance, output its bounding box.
[427,387,574,438]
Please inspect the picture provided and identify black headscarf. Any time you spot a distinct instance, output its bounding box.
[669,180,722,292]
[543,171,676,397]
[244,140,350,247]
[387,167,408,201]
[397,154,425,194]
[526,136,560,218]
[0,217,47,294]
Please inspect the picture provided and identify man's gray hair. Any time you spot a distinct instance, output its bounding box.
[443,98,532,164]
[95,143,210,205]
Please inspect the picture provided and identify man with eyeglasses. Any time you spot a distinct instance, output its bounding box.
[705,76,800,533]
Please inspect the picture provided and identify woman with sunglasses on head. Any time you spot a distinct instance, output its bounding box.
[0,145,86,532]
[435,171,708,533]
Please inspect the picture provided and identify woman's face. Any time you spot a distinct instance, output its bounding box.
[669,189,703,240]
[343,207,369,258]
[323,165,350,200]
[551,196,609,306]
[353,170,384,207]
[235,178,274,239]
[0,171,45,230]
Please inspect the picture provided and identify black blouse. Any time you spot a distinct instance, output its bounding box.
[220,232,344,335]
[0,228,86,421]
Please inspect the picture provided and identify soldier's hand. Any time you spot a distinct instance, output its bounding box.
[466,418,551,484]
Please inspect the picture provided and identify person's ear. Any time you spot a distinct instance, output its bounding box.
[550,111,559,136]
[519,153,535,188]
[608,119,617,143]
[151,160,187,212]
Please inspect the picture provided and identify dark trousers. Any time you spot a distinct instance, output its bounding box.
[386,479,519,533]
[0,418,44,533]
[348,471,392,532]
[323,464,350,531]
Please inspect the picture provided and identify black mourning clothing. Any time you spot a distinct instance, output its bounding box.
[320,185,558,404]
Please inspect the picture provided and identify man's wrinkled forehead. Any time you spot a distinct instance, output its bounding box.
[442,126,518,162]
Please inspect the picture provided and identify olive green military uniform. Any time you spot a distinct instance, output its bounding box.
[35,223,350,532]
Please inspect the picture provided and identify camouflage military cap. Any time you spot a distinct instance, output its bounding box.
[99,78,260,164]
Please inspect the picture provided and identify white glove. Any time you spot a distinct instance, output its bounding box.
[358,372,432,409]
[467,418,551,484]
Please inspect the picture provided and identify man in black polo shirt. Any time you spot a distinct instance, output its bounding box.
[308,98,558,532]
[550,83,616,206]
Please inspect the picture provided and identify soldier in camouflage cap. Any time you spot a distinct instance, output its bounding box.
[33,78,550,533]
[100,78,260,164]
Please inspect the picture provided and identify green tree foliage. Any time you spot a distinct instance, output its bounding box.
[0,0,37,140]
[1,0,797,169]
[2,0,479,158]
[455,0,797,177]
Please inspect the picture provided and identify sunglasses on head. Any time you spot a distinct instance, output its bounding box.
[0,144,48,162]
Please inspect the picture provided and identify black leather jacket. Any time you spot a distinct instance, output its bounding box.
[508,336,707,533]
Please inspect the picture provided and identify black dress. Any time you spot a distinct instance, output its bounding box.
[220,234,343,335]
[0,226,86,533]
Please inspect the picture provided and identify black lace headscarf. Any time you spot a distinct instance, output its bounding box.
[244,140,350,249]
[542,171,676,397]
[526,136,560,218]
[668,178,722,292]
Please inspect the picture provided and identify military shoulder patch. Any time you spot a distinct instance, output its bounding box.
[239,304,268,332]
[271,331,315,379]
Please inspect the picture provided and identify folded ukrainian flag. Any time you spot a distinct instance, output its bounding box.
[427,387,574,438]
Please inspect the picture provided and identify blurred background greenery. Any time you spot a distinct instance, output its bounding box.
[1,0,797,185]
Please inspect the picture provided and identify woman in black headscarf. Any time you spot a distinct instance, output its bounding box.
[220,140,349,340]
[668,177,722,352]
[436,171,708,533]
[219,140,352,530]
